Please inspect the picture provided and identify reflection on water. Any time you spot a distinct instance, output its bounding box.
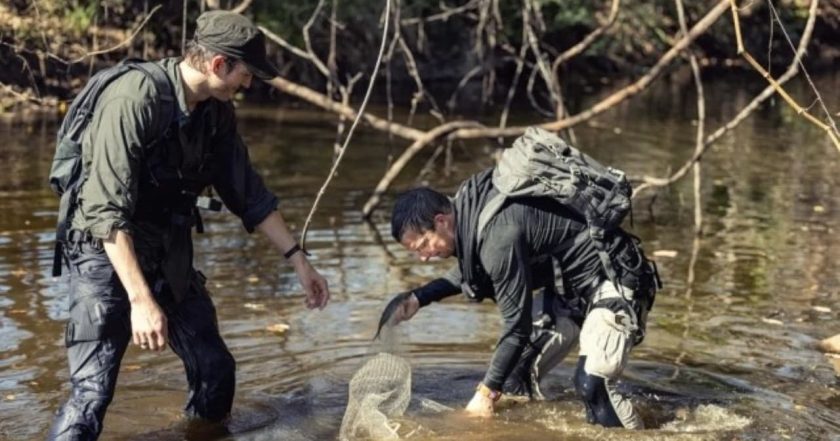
[1,71,840,440]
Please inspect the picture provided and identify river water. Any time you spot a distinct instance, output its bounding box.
[0,71,839,440]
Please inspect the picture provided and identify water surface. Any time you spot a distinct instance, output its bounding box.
[0,72,839,440]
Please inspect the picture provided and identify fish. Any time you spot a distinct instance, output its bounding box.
[373,292,413,340]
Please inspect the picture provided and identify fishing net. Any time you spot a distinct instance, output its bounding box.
[339,352,412,440]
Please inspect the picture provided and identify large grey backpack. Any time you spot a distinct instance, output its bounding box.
[478,127,633,291]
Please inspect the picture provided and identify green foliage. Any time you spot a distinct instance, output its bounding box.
[64,1,98,36]
[539,0,597,29]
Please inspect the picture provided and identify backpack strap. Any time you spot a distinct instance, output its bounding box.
[476,192,508,240]
[52,61,177,277]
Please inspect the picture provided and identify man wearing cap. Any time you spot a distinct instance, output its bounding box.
[47,11,329,440]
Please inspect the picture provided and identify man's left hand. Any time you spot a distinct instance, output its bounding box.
[465,391,495,418]
[291,255,330,310]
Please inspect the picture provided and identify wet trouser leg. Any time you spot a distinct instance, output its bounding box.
[164,274,235,421]
[503,316,580,399]
[574,281,645,429]
[48,249,131,441]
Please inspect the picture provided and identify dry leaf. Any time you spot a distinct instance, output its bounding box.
[818,334,840,354]
[266,323,290,334]
[812,306,832,313]
[244,303,266,311]
[4,395,15,400]
[247,275,260,283]
[813,205,825,213]
[761,317,784,326]
[122,365,142,372]
[653,250,678,258]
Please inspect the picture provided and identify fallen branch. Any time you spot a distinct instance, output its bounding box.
[361,120,484,217]
[268,76,425,141]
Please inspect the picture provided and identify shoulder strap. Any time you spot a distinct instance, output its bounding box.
[124,61,177,144]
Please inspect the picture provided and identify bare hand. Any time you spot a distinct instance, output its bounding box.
[392,293,420,325]
[130,297,168,351]
[293,258,330,310]
[465,391,495,418]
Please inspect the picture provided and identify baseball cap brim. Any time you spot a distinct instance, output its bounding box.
[243,57,280,81]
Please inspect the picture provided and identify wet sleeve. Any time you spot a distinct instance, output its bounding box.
[212,111,279,233]
[80,96,154,239]
[480,225,533,391]
[413,265,462,307]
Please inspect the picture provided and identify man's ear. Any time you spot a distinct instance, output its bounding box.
[433,213,448,229]
[209,55,228,76]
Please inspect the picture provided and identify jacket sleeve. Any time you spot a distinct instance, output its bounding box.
[479,224,533,391]
[78,95,155,239]
[413,265,462,307]
[211,108,279,233]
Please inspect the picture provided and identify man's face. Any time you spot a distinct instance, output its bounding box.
[207,57,253,101]
[400,213,456,262]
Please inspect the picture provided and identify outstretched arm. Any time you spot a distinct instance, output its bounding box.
[392,265,463,324]
[467,228,533,417]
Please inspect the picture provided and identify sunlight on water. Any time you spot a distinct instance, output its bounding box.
[1,72,839,439]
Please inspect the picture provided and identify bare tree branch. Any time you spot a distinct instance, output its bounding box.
[551,0,621,74]
[361,120,484,217]
[400,0,481,25]
[728,0,839,151]
[300,0,393,249]
[450,0,731,140]
[71,4,162,64]
[635,0,819,193]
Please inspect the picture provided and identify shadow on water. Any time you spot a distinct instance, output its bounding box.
[1,71,840,440]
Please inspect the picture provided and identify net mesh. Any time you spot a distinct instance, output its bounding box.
[339,352,412,440]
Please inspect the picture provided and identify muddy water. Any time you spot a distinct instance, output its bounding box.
[1,72,839,440]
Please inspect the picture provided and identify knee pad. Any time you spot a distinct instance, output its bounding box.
[573,357,623,428]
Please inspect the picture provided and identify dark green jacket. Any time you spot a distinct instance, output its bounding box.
[69,57,278,298]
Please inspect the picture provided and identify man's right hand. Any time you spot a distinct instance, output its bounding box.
[392,293,420,325]
[130,296,168,351]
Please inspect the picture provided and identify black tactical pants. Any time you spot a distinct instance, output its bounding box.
[48,243,235,441]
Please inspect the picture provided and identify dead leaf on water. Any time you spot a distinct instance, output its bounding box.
[653,250,678,258]
[266,323,290,334]
[761,317,784,326]
[4,395,15,400]
[818,334,840,354]
[813,205,825,213]
[123,365,142,372]
[247,275,260,283]
[812,306,832,313]
[8,309,27,315]
[244,303,266,311]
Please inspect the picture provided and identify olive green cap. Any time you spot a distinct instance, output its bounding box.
[194,10,279,80]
